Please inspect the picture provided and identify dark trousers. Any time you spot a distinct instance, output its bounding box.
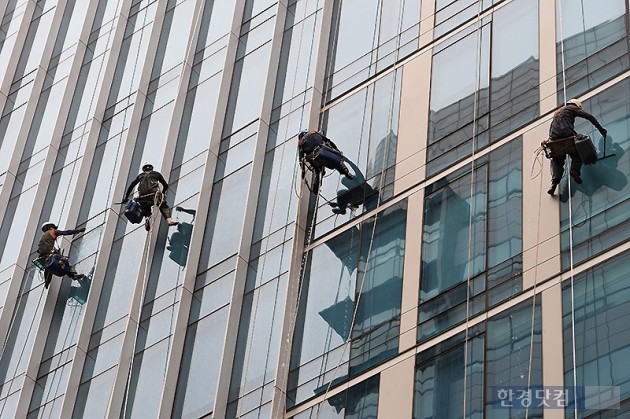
[137,190,172,219]
[550,153,582,185]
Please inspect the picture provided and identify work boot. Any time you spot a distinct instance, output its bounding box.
[547,183,558,196]
[167,218,179,226]
[145,219,151,231]
[331,207,347,215]
[570,170,582,184]
[71,273,85,281]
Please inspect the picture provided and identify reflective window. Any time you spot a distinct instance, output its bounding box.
[317,70,402,237]
[428,0,538,176]
[227,274,288,415]
[557,0,628,102]
[173,306,229,418]
[559,80,630,267]
[222,43,271,136]
[198,164,252,273]
[562,250,630,417]
[420,140,522,341]
[290,375,380,419]
[414,329,484,419]
[485,298,542,419]
[289,201,406,407]
[414,298,542,419]
[325,0,420,101]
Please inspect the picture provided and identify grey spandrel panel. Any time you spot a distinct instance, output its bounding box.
[72,367,116,419]
[123,339,170,419]
[173,306,229,419]
[198,164,252,272]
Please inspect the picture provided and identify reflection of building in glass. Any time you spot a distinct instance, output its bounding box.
[0,0,629,417]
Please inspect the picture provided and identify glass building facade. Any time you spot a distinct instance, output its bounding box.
[0,0,627,418]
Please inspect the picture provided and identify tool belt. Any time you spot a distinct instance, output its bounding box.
[541,136,577,159]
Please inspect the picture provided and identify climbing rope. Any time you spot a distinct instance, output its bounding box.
[315,14,399,412]
[462,1,483,416]
[558,1,579,417]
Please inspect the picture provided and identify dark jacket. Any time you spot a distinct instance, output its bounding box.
[549,104,605,139]
[298,131,340,159]
[38,229,83,257]
[125,171,169,199]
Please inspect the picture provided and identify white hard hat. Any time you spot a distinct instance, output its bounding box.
[41,221,57,232]
[142,162,154,171]
[567,98,582,109]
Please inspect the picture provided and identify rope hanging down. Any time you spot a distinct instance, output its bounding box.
[558,1,579,417]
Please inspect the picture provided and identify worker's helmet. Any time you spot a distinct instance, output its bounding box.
[41,221,57,232]
[567,98,582,109]
[142,162,154,172]
[298,130,310,141]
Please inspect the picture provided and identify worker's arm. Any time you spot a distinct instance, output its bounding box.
[124,175,141,200]
[56,228,86,236]
[575,108,607,137]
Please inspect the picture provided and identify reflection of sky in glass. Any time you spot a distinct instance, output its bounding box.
[430,34,479,111]
[557,0,625,39]
[491,0,538,77]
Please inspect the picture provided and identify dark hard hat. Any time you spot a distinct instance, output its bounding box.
[41,221,57,232]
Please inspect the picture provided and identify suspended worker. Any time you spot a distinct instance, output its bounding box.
[546,99,607,195]
[298,130,354,194]
[122,162,179,227]
[38,222,86,288]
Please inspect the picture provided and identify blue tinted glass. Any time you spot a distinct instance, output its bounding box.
[557,0,628,101]
[559,80,630,267]
[485,298,542,419]
[289,202,406,406]
[414,336,484,419]
[421,166,487,300]
[562,250,630,417]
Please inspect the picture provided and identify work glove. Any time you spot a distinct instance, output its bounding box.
[600,128,607,138]
[78,227,86,233]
